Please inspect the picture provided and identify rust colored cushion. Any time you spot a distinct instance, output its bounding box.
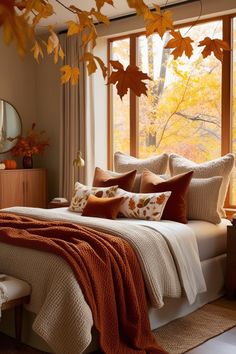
[93,167,136,192]
[140,169,194,223]
[82,195,124,220]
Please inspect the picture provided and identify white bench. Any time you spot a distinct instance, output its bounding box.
[0,275,31,342]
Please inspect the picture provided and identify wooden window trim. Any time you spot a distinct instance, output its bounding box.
[108,14,236,207]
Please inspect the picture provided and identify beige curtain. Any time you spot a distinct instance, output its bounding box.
[59,34,95,200]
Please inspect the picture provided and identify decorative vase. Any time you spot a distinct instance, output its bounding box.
[23,155,33,169]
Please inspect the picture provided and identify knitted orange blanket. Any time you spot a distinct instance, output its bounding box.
[0,213,167,354]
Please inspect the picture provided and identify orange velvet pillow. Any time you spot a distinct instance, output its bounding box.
[93,167,136,192]
[140,169,194,223]
[82,195,124,220]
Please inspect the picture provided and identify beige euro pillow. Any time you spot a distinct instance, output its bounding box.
[169,153,235,217]
[187,177,223,224]
[114,152,169,192]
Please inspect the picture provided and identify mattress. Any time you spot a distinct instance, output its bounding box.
[187,218,231,261]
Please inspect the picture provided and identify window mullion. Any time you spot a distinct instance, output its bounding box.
[130,35,138,157]
[221,15,232,156]
[222,15,232,207]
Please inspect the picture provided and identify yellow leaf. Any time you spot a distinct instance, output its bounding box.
[127,0,150,17]
[83,52,97,75]
[83,52,107,78]
[146,5,173,38]
[165,30,194,59]
[95,56,107,79]
[67,20,83,36]
[107,60,151,99]
[31,40,43,63]
[91,9,110,25]
[95,0,113,11]
[47,28,59,54]
[60,65,80,85]
[198,37,230,62]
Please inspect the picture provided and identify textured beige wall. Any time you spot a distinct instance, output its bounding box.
[0,31,60,200]
[0,31,36,165]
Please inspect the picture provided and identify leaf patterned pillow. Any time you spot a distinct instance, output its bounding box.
[69,182,118,213]
[116,188,171,221]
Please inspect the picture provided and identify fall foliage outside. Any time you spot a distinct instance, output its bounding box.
[111,19,236,203]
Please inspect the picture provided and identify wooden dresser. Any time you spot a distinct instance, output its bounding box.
[226,224,236,299]
[0,169,47,209]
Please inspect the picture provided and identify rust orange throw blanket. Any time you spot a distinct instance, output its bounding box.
[0,213,167,354]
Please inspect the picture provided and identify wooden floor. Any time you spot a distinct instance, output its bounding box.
[186,326,236,354]
[1,327,236,353]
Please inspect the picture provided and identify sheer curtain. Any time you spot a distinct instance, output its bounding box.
[59,34,95,200]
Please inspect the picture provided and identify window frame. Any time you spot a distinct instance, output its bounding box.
[108,13,236,208]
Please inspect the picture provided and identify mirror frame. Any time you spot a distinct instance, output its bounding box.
[0,99,22,154]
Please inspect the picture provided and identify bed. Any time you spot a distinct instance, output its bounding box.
[0,206,231,354]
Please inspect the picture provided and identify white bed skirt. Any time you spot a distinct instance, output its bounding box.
[149,253,226,329]
[0,253,226,353]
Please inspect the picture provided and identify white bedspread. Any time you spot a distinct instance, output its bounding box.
[0,207,206,354]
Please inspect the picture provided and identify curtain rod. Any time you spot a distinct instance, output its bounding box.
[109,0,199,22]
[59,0,200,34]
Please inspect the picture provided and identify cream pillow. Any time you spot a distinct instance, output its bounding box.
[169,153,235,217]
[114,152,169,192]
[116,188,171,221]
[187,177,223,224]
[69,182,118,213]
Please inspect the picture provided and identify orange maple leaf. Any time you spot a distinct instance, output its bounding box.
[165,30,194,59]
[198,37,230,62]
[95,0,114,11]
[146,5,173,38]
[60,65,80,85]
[107,60,151,99]
[127,0,151,17]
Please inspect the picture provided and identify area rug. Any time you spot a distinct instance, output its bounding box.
[153,298,236,354]
[1,298,236,354]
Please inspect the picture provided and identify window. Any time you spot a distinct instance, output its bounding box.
[108,15,235,207]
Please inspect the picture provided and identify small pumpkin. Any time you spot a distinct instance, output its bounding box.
[0,163,5,170]
[3,159,17,169]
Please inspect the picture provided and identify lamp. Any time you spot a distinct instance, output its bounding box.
[73,151,85,168]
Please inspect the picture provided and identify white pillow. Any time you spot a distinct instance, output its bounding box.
[187,177,223,224]
[169,153,235,217]
[69,182,118,213]
[114,152,169,192]
[116,188,171,221]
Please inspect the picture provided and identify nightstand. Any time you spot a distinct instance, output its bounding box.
[226,225,236,299]
[48,201,70,209]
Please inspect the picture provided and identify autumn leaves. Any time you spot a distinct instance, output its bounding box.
[0,0,231,99]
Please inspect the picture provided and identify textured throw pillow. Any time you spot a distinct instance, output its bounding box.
[116,188,171,221]
[169,153,235,217]
[69,183,118,213]
[93,167,136,192]
[114,151,169,192]
[140,169,193,223]
[82,195,124,219]
[187,177,223,224]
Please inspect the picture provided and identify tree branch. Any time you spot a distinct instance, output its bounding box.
[175,111,221,127]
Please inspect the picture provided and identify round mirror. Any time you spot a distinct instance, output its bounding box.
[0,100,22,154]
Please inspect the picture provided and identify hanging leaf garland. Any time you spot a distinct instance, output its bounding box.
[0,0,231,99]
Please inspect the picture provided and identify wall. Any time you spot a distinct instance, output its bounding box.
[0,30,36,165]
